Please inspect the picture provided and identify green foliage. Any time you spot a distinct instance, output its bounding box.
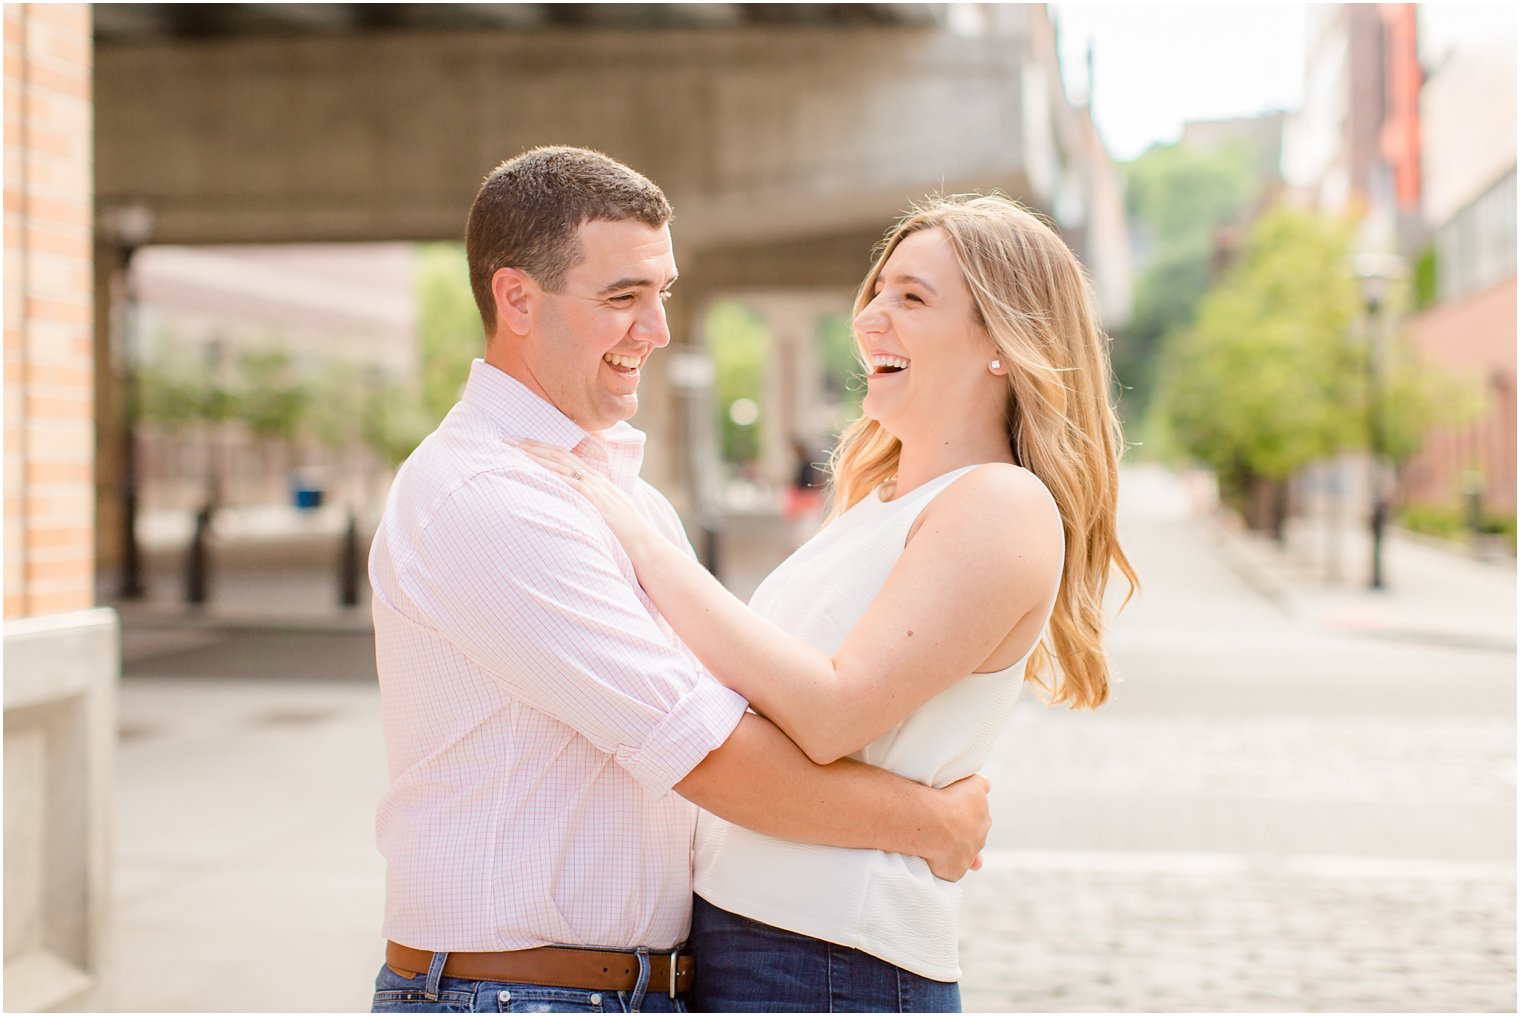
[707,301,769,465]
[1412,244,1438,310]
[136,334,234,430]
[306,361,366,450]
[1124,141,1261,245]
[1399,502,1517,550]
[817,312,865,418]
[1112,141,1262,426]
[136,355,205,432]
[1375,335,1486,467]
[307,362,431,466]
[232,348,309,442]
[1154,206,1365,482]
[1154,204,1485,501]
[416,243,483,423]
[1397,502,1467,541]
[361,378,434,468]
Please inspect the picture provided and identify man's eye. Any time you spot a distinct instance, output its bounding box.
[610,294,637,305]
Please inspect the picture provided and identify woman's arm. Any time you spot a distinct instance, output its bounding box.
[517,441,1062,765]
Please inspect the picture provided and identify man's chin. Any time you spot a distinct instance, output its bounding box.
[585,394,638,431]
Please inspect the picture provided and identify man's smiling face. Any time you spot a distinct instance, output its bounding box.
[517,219,677,432]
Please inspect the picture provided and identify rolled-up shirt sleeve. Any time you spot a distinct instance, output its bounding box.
[392,464,747,798]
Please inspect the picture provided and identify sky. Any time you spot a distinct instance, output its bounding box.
[1050,3,1308,162]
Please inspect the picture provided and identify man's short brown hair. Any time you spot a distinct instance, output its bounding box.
[464,146,673,335]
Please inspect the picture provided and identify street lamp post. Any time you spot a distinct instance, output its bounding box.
[1353,252,1406,591]
[101,201,156,599]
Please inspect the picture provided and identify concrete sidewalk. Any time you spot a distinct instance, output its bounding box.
[1211,511,1516,652]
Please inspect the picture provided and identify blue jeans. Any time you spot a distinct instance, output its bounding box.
[690,895,961,1013]
[372,952,688,1014]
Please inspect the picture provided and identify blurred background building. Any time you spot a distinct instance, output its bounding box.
[1400,8,1516,516]
[1281,2,1515,531]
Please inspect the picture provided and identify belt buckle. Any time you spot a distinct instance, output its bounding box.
[668,946,681,998]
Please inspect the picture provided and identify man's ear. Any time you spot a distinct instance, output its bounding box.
[491,267,535,337]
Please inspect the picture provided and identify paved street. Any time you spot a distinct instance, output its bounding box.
[958,466,1515,1013]
[111,466,1515,1012]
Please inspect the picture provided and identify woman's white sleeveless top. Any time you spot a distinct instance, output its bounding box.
[693,465,1055,982]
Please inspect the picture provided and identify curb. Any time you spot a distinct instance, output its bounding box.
[1205,511,1515,653]
[1205,513,1301,618]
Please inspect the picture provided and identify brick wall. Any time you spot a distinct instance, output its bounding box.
[3,4,95,619]
[1401,274,1519,513]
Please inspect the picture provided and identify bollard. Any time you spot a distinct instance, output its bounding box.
[185,503,213,605]
[339,511,361,608]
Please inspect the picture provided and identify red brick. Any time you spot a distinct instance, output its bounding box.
[24,192,88,225]
[25,556,91,582]
[28,4,90,34]
[24,296,90,326]
[4,593,28,620]
[24,589,95,615]
[26,525,90,549]
[24,363,92,391]
[24,59,89,101]
[21,124,81,161]
[21,223,89,259]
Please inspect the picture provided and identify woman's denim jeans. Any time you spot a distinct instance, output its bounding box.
[690,895,961,1013]
[372,951,687,1014]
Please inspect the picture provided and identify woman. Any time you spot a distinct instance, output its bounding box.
[521,194,1137,1012]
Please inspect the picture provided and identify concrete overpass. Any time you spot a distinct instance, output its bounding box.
[92,2,1130,549]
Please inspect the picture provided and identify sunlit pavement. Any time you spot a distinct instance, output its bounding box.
[110,466,1515,1012]
[959,465,1515,1013]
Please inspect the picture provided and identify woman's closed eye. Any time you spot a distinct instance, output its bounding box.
[871,288,923,307]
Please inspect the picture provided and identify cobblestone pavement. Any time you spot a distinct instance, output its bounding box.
[961,852,1515,1013]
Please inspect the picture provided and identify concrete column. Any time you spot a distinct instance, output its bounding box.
[754,297,827,487]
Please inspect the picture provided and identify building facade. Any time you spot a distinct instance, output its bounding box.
[1399,7,1517,515]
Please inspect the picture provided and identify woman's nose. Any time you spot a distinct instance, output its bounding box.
[854,298,887,336]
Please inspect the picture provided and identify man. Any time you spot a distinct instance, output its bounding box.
[369,147,989,1014]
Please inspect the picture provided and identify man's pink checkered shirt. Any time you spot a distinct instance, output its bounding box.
[369,360,747,952]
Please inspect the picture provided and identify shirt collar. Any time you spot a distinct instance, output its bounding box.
[463,359,647,491]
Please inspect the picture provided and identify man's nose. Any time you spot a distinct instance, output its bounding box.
[634,301,671,348]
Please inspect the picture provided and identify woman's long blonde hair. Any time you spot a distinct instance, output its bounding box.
[829,194,1138,709]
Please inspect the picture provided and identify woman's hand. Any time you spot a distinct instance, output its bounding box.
[513,439,661,564]
[922,773,991,882]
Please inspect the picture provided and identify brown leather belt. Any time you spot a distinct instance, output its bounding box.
[385,941,695,997]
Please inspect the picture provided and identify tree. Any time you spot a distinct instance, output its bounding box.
[416,243,484,424]
[1113,140,1262,425]
[360,377,434,469]
[1152,206,1365,531]
[233,347,309,445]
[136,340,208,434]
[707,301,769,466]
